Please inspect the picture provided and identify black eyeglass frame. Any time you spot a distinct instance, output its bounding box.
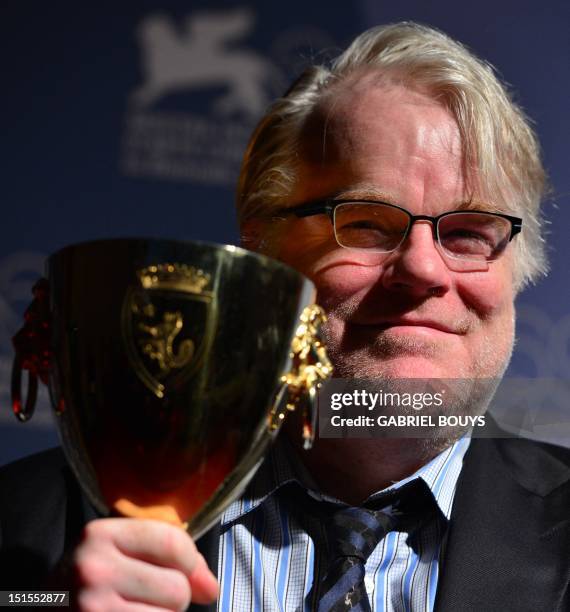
[275,199,522,260]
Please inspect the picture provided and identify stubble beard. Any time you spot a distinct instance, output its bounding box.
[321,310,515,456]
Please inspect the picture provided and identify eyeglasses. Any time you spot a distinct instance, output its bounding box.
[275,199,522,272]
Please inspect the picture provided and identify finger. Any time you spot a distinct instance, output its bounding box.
[78,519,218,606]
[187,553,219,604]
[75,542,191,611]
[113,555,192,610]
[111,519,218,600]
[86,519,200,576]
[78,588,183,612]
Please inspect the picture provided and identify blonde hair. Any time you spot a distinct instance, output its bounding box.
[237,22,548,289]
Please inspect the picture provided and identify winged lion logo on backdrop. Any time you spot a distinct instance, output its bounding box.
[130,8,273,117]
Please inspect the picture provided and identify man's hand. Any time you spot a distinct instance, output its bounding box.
[72,518,219,611]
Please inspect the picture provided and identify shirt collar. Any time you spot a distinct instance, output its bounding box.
[221,434,471,526]
[379,435,471,520]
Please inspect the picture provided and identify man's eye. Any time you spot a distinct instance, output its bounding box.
[342,220,385,230]
[339,220,402,234]
[441,230,495,255]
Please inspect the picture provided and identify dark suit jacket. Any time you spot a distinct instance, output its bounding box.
[1,434,570,611]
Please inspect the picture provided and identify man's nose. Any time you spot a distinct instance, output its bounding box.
[380,221,452,297]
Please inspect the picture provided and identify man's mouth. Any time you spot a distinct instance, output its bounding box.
[351,318,463,335]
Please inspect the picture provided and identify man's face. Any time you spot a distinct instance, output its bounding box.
[274,78,516,381]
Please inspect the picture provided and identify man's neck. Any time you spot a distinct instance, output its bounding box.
[284,418,451,505]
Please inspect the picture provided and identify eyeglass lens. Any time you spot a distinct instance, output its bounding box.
[333,203,512,264]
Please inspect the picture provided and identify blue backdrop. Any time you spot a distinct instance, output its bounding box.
[2,1,569,464]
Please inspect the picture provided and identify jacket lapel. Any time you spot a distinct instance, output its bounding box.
[186,435,570,611]
[435,435,570,611]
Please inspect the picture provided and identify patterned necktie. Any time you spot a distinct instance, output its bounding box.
[316,505,396,612]
[280,479,437,611]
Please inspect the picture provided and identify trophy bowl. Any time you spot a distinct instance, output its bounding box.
[11,238,331,538]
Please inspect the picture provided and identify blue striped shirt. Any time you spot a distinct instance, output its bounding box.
[218,436,470,611]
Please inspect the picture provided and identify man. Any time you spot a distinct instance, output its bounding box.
[1,22,569,611]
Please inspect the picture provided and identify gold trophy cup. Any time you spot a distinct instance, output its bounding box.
[11,239,331,537]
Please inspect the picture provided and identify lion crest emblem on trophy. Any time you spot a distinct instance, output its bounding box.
[122,263,216,398]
